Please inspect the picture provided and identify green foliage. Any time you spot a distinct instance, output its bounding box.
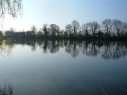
[103,41,111,47]
[36,32,39,39]
[104,32,111,39]
[0,36,3,41]
[5,38,13,45]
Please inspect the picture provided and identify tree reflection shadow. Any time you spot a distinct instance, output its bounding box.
[0,85,14,95]
[48,40,59,53]
[0,38,14,58]
[2,39,127,60]
[102,41,127,60]
[65,40,80,57]
[81,41,100,57]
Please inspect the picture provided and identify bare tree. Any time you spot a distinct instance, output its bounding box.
[43,24,48,38]
[81,23,89,38]
[31,25,37,36]
[71,20,80,36]
[47,27,51,35]
[65,24,72,37]
[59,29,64,36]
[4,28,15,37]
[102,19,113,34]
[50,24,60,37]
[10,28,15,32]
[113,19,123,38]
[87,21,100,37]
[121,22,127,37]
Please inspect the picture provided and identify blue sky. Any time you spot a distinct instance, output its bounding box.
[2,0,127,31]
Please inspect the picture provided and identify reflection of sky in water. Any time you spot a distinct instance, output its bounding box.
[0,41,127,95]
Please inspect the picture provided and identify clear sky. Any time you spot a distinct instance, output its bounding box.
[2,0,127,31]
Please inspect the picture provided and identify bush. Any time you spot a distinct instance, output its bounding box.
[104,32,111,39]
[5,38,13,45]
[0,36,3,41]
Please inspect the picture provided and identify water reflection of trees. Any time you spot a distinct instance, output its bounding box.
[47,40,59,53]
[4,39,127,59]
[0,85,14,95]
[65,40,80,57]
[0,39,14,58]
[38,40,127,59]
[80,41,100,57]
[102,42,127,60]
[34,40,127,59]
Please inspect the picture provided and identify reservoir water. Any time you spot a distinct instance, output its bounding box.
[0,40,127,95]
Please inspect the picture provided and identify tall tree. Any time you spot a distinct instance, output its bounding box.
[113,19,123,38]
[87,21,100,38]
[121,22,127,38]
[71,20,80,36]
[82,23,89,38]
[31,25,37,36]
[65,24,72,37]
[102,19,113,34]
[50,24,60,38]
[4,28,14,37]
[43,24,48,38]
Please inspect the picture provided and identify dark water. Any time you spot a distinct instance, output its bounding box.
[0,40,127,95]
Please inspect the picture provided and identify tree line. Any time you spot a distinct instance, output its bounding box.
[1,19,127,40]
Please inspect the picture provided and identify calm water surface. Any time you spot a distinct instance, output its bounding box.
[0,40,127,95]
